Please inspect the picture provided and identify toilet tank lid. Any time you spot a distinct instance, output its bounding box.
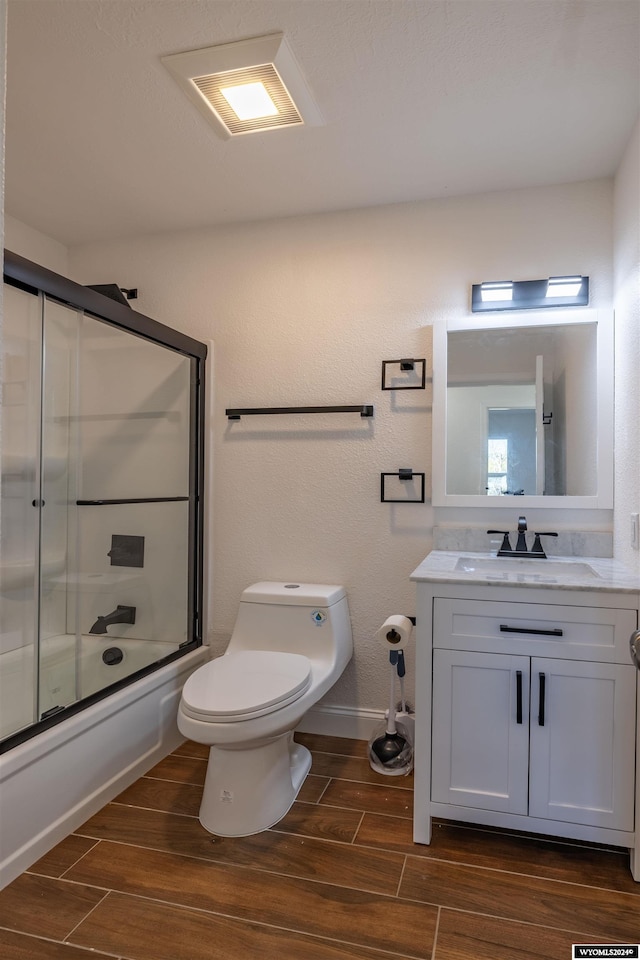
[241,581,346,606]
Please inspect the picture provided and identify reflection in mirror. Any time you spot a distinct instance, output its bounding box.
[443,322,600,500]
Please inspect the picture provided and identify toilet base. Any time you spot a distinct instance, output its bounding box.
[198,733,312,836]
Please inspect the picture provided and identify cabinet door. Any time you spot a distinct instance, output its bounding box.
[431,650,530,814]
[529,658,636,830]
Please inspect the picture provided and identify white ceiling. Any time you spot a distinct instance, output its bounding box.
[5,0,639,246]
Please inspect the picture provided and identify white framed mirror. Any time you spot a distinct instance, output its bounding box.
[431,309,613,508]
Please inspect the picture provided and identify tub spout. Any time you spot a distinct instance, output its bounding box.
[89,605,136,635]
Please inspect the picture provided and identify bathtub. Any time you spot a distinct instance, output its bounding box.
[1,633,186,740]
[0,640,207,888]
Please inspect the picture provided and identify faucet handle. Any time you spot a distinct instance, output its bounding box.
[531,532,559,557]
[487,530,513,555]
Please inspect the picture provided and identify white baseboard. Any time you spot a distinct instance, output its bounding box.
[296,704,385,741]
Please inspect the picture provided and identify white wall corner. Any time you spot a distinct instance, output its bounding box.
[4,215,69,276]
[613,117,640,570]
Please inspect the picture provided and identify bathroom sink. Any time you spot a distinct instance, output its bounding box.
[454,556,600,580]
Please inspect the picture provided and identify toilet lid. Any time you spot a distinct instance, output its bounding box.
[181,650,312,722]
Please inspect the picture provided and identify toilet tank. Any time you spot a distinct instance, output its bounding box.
[227,582,352,662]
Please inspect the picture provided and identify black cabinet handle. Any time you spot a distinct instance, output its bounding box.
[538,673,546,726]
[500,624,563,637]
[516,670,523,724]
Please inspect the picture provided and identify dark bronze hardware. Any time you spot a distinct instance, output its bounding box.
[226,405,374,420]
[538,673,546,726]
[516,670,523,725]
[487,521,558,558]
[380,471,426,503]
[500,624,563,637]
[381,358,427,390]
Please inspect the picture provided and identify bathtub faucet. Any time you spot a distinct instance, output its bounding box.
[89,605,136,635]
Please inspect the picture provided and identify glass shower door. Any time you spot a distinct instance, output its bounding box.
[2,252,205,752]
[0,284,44,739]
[37,298,81,718]
[0,286,81,736]
[71,314,193,697]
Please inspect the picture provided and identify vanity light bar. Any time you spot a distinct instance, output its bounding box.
[480,281,513,302]
[472,276,589,313]
[546,276,584,298]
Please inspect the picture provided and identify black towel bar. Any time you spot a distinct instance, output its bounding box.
[226,405,374,420]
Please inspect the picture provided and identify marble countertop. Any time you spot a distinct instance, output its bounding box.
[411,550,640,593]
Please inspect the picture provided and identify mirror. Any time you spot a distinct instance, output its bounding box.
[432,310,613,508]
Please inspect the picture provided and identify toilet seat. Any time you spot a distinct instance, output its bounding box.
[181,650,312,722]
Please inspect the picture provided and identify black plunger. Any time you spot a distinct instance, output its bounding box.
[371,648,407,764]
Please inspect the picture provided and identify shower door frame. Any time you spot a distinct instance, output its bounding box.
[1,250,207,752]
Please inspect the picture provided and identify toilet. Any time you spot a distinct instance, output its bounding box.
[177,581,353,836]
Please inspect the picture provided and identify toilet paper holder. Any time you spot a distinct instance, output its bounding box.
[376,614,417,651]
[383,616,416,639]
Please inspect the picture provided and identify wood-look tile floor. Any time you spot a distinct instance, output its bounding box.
[1,733,639,959]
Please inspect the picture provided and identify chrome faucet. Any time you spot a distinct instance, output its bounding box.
[487,517,558,558]
[89,605,136,635]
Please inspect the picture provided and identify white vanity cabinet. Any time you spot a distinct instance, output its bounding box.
[411,556,640,880]
[431,648,635,829]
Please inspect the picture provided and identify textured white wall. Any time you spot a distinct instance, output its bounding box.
[68,179,615,714]
[613,119,640,571]
[4,214,68,275]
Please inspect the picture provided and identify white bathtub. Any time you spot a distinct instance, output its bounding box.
[0,642,208,889]
[0,633,184,741]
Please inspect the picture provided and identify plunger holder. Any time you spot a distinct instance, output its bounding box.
[370,650,408,765]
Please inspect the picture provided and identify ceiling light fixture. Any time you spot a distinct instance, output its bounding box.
[161,33,323,139]
[472,276,589,313]
[219,82,278,121]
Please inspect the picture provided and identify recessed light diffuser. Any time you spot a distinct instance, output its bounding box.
[162,33,323,138]
[219,81,278,121]
[193,63,301,134]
